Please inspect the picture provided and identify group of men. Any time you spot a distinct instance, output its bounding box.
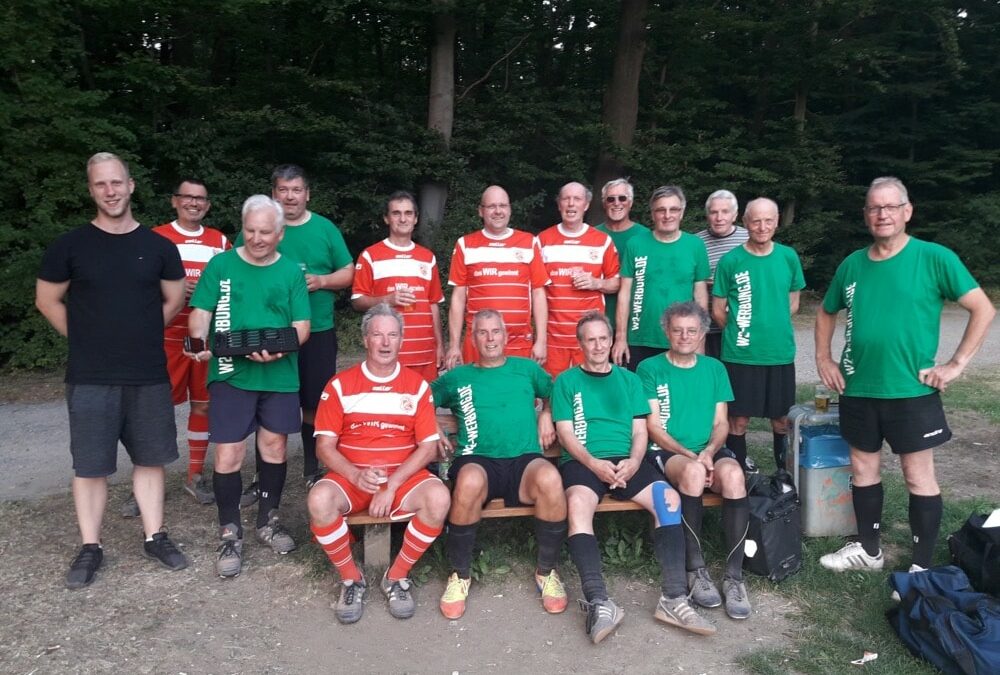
[37,153,994,645]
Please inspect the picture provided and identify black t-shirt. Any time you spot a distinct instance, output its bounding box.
[38,223,185,385]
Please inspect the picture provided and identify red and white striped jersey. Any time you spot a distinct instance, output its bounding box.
[153,221,230,340]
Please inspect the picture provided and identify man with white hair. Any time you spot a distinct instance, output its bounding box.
[696,190,748,359]
[596,178,646,332]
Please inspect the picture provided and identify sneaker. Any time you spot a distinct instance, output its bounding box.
[890,564,928,602]
[143,532,189,571]
[256,510,296,554]
[723,577,752,620]
[819,541,884,572]
[121,492,140,518]
[535,570,568,614]
[305,470,326,489]
[743,456,758,474]
[580,598,624,644]
[215,524,243,578]
[687,567,722,608]
[66,544,103,589]
[239,476,259,509]
[381,572,416,619]
[440,572,471,619]
[183,474,215,505]
[655,595,717,636]
[336,576,367,624]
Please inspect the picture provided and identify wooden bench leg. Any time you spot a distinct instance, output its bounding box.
[363,523,391,570]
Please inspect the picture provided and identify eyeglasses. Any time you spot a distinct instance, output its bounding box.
[605,195,629,203]
[863,203,907,216]
[174,193,208,205]
[653,206,684,216]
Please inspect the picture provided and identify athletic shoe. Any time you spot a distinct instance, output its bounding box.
[890,563,928,602]
[819,541,884,572]
[183,474,215,505]
[535,570,569,614]
[239,475,259,509]
[722,577,752,620]
[216,524,243,578]
[256,510,296,554]
[440,572,471,619]
[336,576,367,624]
[66,544,103,589]
[143,532,189,571]
[655,595,717,635]
[687,567,722,608]
[305,470,327,490]
[580,598,624,644]
[381,572,416,619]
[743,456,758,474]
[121,492,140,518]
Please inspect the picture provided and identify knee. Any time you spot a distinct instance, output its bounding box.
[423,482,452,521]
[190,401,209,417]
[728,417,749,435]
[679,463,707,494]
[716,461,746,497]
[215,444,245,473]
[453,466,487,502]
[533,466,565,503]
[307,483,342,523]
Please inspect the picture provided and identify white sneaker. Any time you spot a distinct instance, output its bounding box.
[890,564,927,602]
[819,541,884,572]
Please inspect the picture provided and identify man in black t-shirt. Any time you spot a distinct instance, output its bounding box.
[36,152,190,589]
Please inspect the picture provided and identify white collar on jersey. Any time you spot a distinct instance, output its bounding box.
[361,361,401,383]
[170,220,205,237]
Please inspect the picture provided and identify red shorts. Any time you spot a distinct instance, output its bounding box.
[165,338,209,405]
[319,468,440,520]
[405,362,440,383]
[544,345,583,379]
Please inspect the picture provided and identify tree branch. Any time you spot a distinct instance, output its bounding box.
[457,35,528,102]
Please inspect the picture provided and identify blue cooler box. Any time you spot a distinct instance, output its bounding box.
[788,403,858,537]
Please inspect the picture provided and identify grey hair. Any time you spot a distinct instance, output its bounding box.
[559,182,593,204]
[241,195,285,232]
[704,189,738,215]
[601,178,634,201]
[661,301,710,333]
[271,164,309,189]
[87,152,130,179]
[649,185,687,210]
[575,310,612,342]
[361,302,404,337]
[867,176,909,204]
[471,308,506,332]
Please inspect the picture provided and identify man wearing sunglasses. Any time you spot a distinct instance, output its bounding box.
[597,179,647,333]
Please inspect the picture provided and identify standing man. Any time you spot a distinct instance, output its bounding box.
[539,182,620,377]
[434,309,568,620]
[712,198,805,472]
[696,190,749,359]
[445,185,549,369]
[188,195,311,577]
[553,312,715,644]
[596,178,646,333]
[308,304,451,624]
[352,190,444,382]
[613,186,710,371]
[36,152,189,589]
[816,177,994,576]
[153,179,230,504]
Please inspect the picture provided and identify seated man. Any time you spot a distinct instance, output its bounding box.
[307,303,451,624]
[637,302,751,621]
[433,309,568,619]
[553,312,715,644]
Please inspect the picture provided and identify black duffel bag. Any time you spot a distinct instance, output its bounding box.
[948,513,1000,596]
[743,469,802,582]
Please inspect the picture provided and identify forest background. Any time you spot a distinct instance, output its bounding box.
[3,0,998,370]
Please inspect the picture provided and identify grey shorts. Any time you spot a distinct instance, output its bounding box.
[66,383,179,478]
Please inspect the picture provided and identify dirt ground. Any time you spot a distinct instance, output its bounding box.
[0,306,996,674]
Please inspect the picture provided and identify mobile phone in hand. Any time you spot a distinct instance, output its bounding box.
[184,336,206,353]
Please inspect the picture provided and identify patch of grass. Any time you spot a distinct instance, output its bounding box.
[941,372,1000,425]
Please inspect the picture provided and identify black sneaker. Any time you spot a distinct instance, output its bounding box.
[66,544,103,589]
[121,492,140,518]
[239,475,259,509]
[143,532,189,571]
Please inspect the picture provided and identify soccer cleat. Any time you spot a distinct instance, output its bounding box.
[121,492,140,518]
[335,576,367,624]
[890,563,928,602]
[215,524,243,578]
[440,572,471,619]
[143,532,189,571]
[580,598,624,644]
[239,475,259,509]
[256,510,297,554]
[381,572,416,619]
[655,595,717,635]
[819,541,884,572]
[66,544,103,589]
[535,570,569,614]
[183,474,215,505]
[687,567,722,608]
[722,577,752,620]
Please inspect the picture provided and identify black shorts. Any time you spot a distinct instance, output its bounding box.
[448,453,546,507]
[560,455,664,501]
[628,345,667,373]
[649,446,738,473]
[298,328,338,411]
[208,381,301,444]
[725,361,796,419]
[839,392,952,454]
[703,331,723,360]
[66,383,179,478]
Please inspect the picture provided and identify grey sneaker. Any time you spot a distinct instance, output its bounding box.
[723,577,752,620]
[336,576,367,624]
[121,492,140,518]
[655,595,717,635]
[256,509,296,554]
[239,475,259,509]
[580,598,625,644]
[183,474,215,505]
[216,524,243,578]
[380,572,416,619]
[688,567,722,608]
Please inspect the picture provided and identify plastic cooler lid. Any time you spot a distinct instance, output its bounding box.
[800,434,851,468]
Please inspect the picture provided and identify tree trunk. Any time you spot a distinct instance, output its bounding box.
[418,6,455,247]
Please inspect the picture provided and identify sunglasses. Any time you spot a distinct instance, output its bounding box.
[605,195,629,203]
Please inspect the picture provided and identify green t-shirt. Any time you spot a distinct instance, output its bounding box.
[432,357,552,459]
[190,249,311,392]
[552,365,649,463]
[236,213,352,332]
[620,230,710,348]
[637,353,733,454]
[596,221,647,332]
[713,243,805,365]
[822,237,979,399]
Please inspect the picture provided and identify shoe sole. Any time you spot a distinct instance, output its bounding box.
[184,487,215,505]
[387,605,416,620]
[691,594,722,609]
[335,610,364,624]
[590,611,624,644]
[726,607,751,620]
[217,567,241,578]
[143,549,189,571]
[654,607,717,636]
